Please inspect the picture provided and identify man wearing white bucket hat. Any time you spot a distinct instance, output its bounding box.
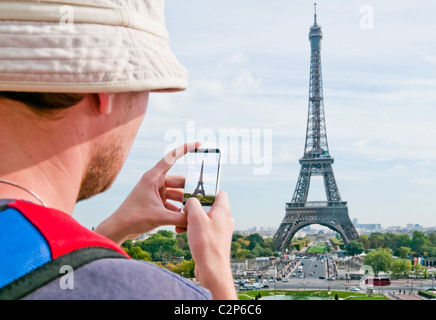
[0,0,236,300]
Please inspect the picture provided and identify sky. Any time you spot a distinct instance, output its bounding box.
[74,0,436,232]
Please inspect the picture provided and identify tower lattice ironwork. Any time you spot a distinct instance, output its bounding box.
[273,4,359,253]
[192,160,206,197]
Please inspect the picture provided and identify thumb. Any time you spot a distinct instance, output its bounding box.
[184,197,206,224]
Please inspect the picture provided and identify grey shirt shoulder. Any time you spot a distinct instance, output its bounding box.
[23,258,211,300]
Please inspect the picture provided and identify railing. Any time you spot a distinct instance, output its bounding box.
[286,201,347,209]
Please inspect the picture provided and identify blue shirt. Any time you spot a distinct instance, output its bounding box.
[23,258,211,300]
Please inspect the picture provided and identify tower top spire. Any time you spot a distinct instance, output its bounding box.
[309,3,322,45]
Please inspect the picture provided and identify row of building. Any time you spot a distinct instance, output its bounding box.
[235,220,436,239]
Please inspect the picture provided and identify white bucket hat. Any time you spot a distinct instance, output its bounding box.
[0,0,188,93]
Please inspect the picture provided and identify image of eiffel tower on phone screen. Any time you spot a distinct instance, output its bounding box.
[183,149,221,206]
[191,160,206,197]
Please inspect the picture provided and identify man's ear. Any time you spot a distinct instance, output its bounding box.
[97,93,113,115]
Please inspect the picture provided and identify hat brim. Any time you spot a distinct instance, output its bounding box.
[0,20,188,93]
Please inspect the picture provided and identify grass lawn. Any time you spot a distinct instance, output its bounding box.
[306,242,329,254]
[238,290,390,300]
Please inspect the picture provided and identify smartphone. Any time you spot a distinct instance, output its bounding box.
[183,149,221,211]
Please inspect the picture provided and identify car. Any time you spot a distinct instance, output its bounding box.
[327,277,335,281]
[319,276,325,279]
[282,278,289,282]
[252,283,263,289]
[349,287,360,292]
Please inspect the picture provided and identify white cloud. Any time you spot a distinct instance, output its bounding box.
[218,51,250,67]
[420,52,436,66]
[192,79,226,97]
[412,178,436,185]
[232,71,262,94]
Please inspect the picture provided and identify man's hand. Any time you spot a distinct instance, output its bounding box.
[95,142,200,245]
[184,192,237,300]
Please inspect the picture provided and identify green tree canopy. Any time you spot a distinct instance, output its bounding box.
[247,233,264,250]
[411,231,428,254]
[359,234,370,251]
[127,246,152,261]
[139,230,178,261]
[364,248,393,276]
[368,233,385,249]
[345,240,364,256]
[390,258,412,278]
[398,246,411,258]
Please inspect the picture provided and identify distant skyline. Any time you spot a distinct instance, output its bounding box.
[74,1,436,233]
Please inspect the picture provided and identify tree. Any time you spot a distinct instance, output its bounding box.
[364,248,393,276]
[345,240,364,256]
[231,241,242,258]
[411,264,429,279]
[164,259,196,278]
[359,234,370,251]
[139,231,178,260]
[368,233,385,249]
[396,234,412,250]
[175,232,192,259]
[398,246,411,259]
[236,249,255,259]
[422,245,436,258]
[411,231,428,255]
[122,239,134,250]
[390,259,412,278]
[128,246,152,261]
[237,238,250,249]
[247,233,264,250]
[252,243,273,257]
[263,238,276,252]
[384,233,400,254]
[429,232,436,247]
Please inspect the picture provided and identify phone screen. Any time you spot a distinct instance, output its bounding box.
[183,149,221,207]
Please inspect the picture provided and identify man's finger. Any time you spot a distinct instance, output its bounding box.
[153,142,201,175]
[175,226,187,234]
[166,188,184,202]
[164,200,182,212]
[161,208,187,228]
[165,175,185,189]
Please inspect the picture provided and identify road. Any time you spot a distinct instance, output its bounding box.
[271,277,434,294]
[267,258,434,295]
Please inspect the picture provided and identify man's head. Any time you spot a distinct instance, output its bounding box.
[0,90,149,203]
[0,1,187,205]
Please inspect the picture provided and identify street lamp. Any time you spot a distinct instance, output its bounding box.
[409,273,415,294]
[431,273,435,291]
[418,272,423,292]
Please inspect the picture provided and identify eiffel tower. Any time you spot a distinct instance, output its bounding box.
[192,160,206,197]
[273,4,359,253]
